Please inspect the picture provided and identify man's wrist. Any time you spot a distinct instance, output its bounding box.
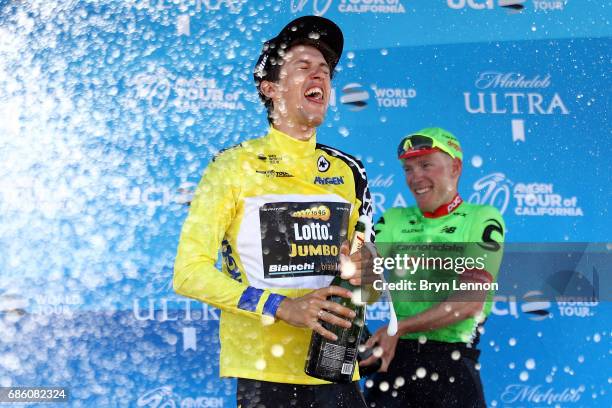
[264,293,287,318]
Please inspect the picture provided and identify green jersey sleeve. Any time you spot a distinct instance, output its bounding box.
[463,205,505,283]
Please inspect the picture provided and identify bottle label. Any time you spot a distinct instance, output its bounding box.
[341,363,354,375]
[320,343,346,371]
[318,342,357,376]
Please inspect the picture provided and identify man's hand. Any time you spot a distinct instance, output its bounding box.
[339,240,377,286]
[275,286,356,341]
[359,325,399,372]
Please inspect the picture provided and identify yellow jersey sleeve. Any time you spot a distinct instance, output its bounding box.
[173,149,284,320]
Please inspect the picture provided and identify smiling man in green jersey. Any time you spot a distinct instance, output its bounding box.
[173,16,373,408]
[361,127,505,407]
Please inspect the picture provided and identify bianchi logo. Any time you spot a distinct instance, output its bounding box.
[469,173,583,217]
[269,262,315,274]
[291,0,405,16]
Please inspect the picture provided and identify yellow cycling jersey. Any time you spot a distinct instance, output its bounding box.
[174,127,373,384]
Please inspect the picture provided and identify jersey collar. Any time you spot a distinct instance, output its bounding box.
[268,126,317,158]
[422,193,463,218]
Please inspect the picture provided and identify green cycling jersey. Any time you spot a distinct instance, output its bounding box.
[374,196,505,345]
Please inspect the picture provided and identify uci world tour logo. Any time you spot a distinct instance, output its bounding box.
[340,83,369,111]
[337,82,417,112]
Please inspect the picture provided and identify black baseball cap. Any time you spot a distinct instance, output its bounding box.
[253,16,344,85]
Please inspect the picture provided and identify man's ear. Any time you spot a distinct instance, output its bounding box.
[259,80,277,100]
[451,157,463,178]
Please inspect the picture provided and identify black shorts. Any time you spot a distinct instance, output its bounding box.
[363,339,485,408]
[237,378,367,408]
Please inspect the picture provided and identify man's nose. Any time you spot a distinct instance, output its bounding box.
[407,168,422,182]
[311,66,327,79]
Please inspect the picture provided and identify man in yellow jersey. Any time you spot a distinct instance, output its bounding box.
[360,128,504,407]
[174,16,373,408]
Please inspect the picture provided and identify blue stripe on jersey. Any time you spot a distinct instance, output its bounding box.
[263,293,286,317]
[238,287,264,312]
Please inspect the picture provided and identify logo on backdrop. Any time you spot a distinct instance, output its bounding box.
[340,83,369,111]
[115,182,197,210]
[0,292,28,323]
[336,83,417,112]
[137,386,225,408]
[499,384,584,406]
[126,68,245,114]
[447,0,526,10]
[556,298,598,318]
[290,0,406,16]
[493,291,599,320]
[492,291,552,321]
[133,275,220,352]
[469,173,583,217]
[463,72,569,142]
[532,0,567,12]
[366,298,391,321]
[134,0,244,14]
[368,174,411,216]
[31,293,82,316]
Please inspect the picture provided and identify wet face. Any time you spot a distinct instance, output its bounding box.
[263,45,331,129]
[402,152,462,213]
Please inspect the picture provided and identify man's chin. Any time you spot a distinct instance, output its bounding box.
[305,114,325,127]
[416,198,435,213]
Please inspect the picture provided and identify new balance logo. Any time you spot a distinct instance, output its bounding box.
[441,226,457,234]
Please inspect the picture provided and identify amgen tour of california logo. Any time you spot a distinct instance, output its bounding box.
[137,386,225,408]
[469,173,512,214]
[291,206,331,221]
[126,67,244,114]
[291,0,405,16]
[469,173,583,217]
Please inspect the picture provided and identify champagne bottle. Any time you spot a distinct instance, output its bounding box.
[304,217,369,383]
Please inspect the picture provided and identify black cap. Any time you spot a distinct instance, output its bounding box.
[253,16,344,85]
